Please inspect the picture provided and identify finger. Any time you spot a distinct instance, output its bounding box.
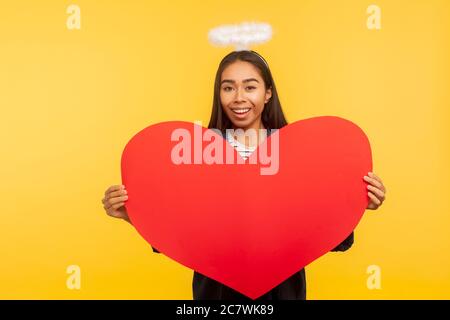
[367,185,385,201]
[363,175,383,190]
[107,189,127,200]
[368,172,381,182]
[104,185,124,196]
[105,195,128,209]
[104,204,121,214]
[368,191,381,206]
[104,195,129,209]
[104,189,127,203]
[110,202,126,210]
[368,172,386,193]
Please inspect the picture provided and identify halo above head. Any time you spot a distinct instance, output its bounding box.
[208,22,272,67]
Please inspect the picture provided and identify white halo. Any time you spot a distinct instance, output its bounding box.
[208,22,272,51]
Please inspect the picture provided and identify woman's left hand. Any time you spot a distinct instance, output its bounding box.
[363,172,386,210]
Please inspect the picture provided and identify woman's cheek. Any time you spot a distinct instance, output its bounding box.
[250,98,265,114]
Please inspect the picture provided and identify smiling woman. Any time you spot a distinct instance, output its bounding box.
[208,50,288,136]
[220,74,268,124]
[103,50,387,301]
[192,50,309,300]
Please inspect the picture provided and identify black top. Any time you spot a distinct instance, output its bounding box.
[151,232,354,300]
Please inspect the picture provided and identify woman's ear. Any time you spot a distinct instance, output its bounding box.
[265,87,272,103]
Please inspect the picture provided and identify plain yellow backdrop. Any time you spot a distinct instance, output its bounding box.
[1,0,449,299]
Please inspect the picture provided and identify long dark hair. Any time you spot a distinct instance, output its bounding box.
[207,50,288,133]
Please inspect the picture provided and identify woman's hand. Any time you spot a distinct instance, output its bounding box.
[102,184,131,223]
[364,172,386,210]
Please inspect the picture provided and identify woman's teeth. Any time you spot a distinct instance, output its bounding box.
[232,108,250,114]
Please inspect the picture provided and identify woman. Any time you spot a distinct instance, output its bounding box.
[101,50,387,300]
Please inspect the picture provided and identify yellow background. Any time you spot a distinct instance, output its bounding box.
[1,0,449,299]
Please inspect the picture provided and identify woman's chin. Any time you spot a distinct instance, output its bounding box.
[230,118,253,128]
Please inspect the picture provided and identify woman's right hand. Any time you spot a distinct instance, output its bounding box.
[102,184,130,223]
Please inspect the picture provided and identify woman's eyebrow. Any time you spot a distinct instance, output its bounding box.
[221,78,259,84]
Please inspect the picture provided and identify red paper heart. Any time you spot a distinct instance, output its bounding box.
[121,116,372,299]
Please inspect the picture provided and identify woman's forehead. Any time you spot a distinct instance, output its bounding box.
[221,61,262,81]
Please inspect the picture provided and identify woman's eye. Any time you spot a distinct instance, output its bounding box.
[222,86,255,91]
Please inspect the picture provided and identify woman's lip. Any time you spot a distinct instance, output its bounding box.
[231,108,251,117]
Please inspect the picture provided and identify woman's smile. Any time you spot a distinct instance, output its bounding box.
[230,107,252,118]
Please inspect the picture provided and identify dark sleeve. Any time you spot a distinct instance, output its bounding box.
[331,231,354,252]
[151,246,160,254]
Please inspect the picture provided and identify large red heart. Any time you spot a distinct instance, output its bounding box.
[121,116,372,299]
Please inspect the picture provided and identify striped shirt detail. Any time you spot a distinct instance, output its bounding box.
[226,131,257,160]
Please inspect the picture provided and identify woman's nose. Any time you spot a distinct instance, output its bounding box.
[235,87,245,101]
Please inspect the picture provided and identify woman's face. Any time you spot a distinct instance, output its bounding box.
[220,60,272,131]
